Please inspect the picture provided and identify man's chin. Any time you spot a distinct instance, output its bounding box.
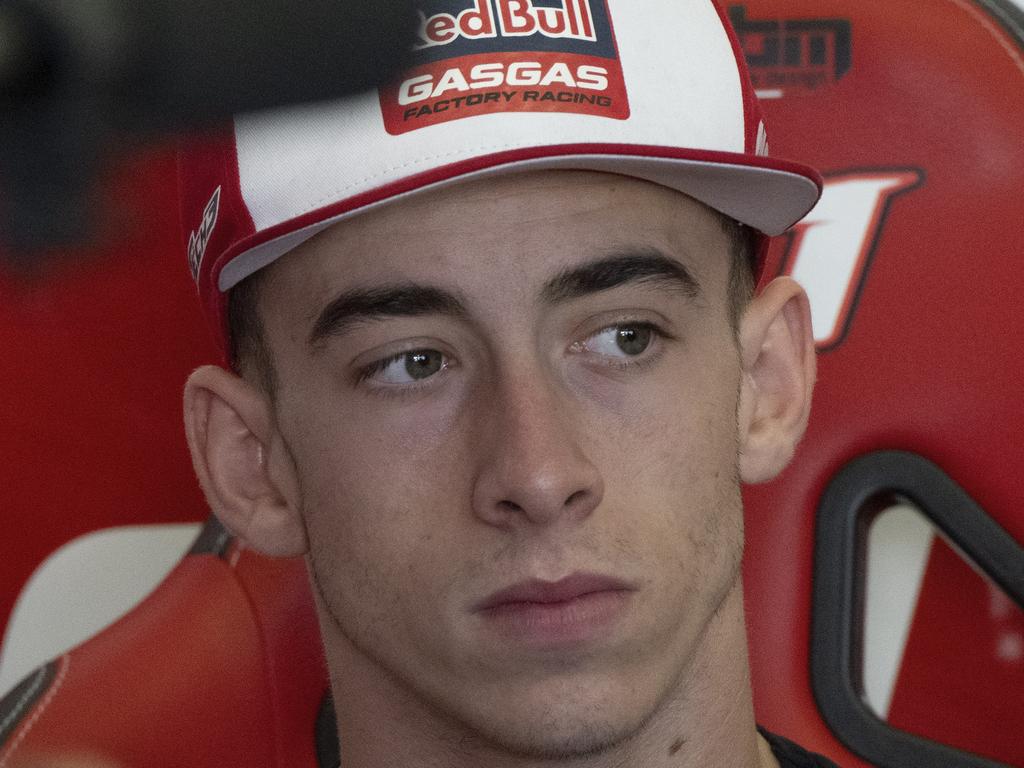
[461,711,644,763]
[436,678,661,764]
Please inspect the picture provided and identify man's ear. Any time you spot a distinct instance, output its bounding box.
[183,365,307,557]
[737,277,816,484]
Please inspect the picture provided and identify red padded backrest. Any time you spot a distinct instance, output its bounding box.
[740,0,1024,765]
[1,531,327,768]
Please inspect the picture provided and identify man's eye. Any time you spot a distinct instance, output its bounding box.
[584,324,656,358]
[363,349,448,384]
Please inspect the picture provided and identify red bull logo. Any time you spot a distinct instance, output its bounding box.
[415,0,597,49]
[381,0,628,134]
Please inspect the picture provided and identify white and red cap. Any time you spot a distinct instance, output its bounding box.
[179,0,822,357]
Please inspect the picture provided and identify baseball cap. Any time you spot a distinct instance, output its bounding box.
[179,0,822,358]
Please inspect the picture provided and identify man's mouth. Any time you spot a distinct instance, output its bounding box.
[473,572,636,646]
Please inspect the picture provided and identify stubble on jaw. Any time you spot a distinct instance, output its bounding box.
[298,465,748,767]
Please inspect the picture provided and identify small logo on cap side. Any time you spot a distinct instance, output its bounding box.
[756,121,769,156]
[381,0,629,135]
[188,186,221,281]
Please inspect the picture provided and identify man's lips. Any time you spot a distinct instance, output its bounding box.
[471,573,636,645]
[473,573,636,612]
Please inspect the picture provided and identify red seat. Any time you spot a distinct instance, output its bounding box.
[0,147,214,653]
[0,523,329,768]
[740,0,1024,764]
[3,0,1023,766]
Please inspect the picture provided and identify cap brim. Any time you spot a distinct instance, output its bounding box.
[217,145,822,292]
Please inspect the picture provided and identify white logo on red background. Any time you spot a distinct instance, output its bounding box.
[781,170,921,349]
[755,121,769,157]
[398,61,610,105]
[187,187,221,281]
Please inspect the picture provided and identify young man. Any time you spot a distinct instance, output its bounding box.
[179,1,832,766]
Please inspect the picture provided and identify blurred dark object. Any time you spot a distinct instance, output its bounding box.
[0,0,417,258]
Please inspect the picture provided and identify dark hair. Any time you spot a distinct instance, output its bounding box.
[722,216,759,331]
[228,214,758,394]
[228,270,278,396]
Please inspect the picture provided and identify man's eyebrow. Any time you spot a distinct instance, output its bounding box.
[308,284,467,346]
[541,249,702,305]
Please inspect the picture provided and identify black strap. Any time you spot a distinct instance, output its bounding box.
[0,661,58,746]
[316,692,341,768]
[759,727,842,767]
[187,515,234,558]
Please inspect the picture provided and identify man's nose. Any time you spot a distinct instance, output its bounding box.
[470,371,604,530]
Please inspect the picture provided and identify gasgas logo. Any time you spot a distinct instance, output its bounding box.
[380,0,629,134]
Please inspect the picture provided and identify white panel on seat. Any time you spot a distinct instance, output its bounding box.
[0,524,202,698]
[862,506,935,719]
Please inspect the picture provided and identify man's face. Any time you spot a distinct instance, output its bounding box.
[257,171,748,758]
